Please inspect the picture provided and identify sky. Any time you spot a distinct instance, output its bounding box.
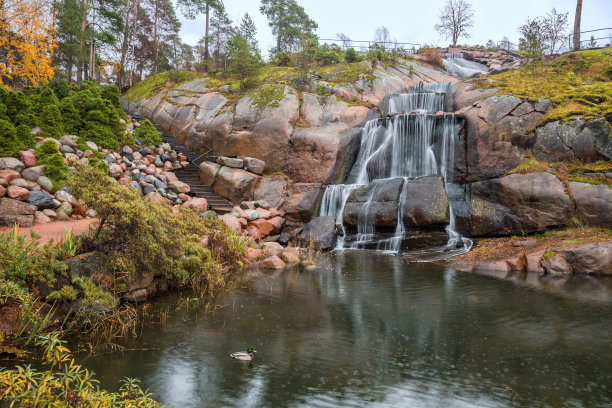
[175,0,612,56]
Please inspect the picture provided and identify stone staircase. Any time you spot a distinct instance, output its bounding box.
[134,117,233,214]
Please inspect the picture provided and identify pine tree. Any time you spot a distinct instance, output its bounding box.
[260,0,317,54]
[226,32,261,92]
[240,13,259,53]
[208,1,233,70]
[176,0,221,71]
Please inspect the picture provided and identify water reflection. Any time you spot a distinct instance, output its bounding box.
[79,252,612,408]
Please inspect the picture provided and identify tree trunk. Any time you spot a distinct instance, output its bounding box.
[204,2,210,72]
[154,0,159,74]
[78,0,90,83]
[573,0,582,51]
[117,0,135,87]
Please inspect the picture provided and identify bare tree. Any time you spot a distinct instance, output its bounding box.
[373,26,391,47]
[434,0,474,46]
[573,0,582,51]
[543,8,569,54]
[336,32,352,49]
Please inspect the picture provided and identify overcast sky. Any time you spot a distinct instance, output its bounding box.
[175,0,612,55]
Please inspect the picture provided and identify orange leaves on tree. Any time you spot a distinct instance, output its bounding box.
[0,0,57,88]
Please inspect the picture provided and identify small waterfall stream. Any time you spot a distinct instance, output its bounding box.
[320,82,472,256]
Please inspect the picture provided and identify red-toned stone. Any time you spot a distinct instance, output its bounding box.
[0,170,20,183]
[248,219,275,238]
[268,216,285,233]
[18,150,37,167]
[7,185,29,201]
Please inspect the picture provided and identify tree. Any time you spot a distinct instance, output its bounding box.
[500,36,512,50]
[518,17,547,65]
[177,0,221,69]
[209,2,233,69]
[240,13,259,53]
[573,0,582,51]
[226,32,261,91]
[260,0,317,54]
[336,33,351,49]
[485,39,496,50]
[434,0,474,46]
[587,35,597,49]
[373,26,391,47]
[543,8,568,54]
[55,0,84,82]
[0,0,57,87]
[295,34,317,85]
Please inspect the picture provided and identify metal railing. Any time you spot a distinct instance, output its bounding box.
[122,100,230,192]
[317,38,421,53]
[568,28,612,50]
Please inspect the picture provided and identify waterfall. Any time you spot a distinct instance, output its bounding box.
[442,54,488,78]
[319,81,472,255]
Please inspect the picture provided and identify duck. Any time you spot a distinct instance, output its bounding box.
[230,347,257,362]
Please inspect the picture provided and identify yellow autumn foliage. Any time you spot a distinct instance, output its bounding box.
[0,0,56,88]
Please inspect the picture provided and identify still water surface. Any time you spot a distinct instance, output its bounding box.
[79,252,612,407]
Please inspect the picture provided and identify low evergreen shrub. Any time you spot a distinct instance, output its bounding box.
[133,119,162,146]
[35,140,69,191]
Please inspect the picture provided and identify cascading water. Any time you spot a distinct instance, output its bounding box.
[441,53,488,78]
[319,81,472,256]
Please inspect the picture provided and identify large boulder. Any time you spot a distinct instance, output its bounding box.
[343,178,403,228]
[458,172,573,236]
[253,175,288,209]
[401,176,449,227]
[199,161,221,186]
[299,216,337,250]
[7,185,30,201]
[281,184,323,223]
[22,165,46,181]
[213,166,260,204]
[182,197,208,213]
[0,198,37,227]
[555,242,612,275]
[27,190,56,210]
[569,181,612,228]
[533,119,612,162]
[0,157,25,173]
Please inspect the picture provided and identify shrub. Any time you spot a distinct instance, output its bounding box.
[418,47,444,68]
[35,86,59,113]
[101,84,121,108]
[133,119,162,146]
[6,91,31,121]
[39,104,64,138]
[35,140,69,191]
[67,165,246,288]
[344,48,360,63]
[15,124,35,150]
[59,96,81,134]
[0,103,8,121]
[315,44,342,65]
[366,44,389,62]
[14,112,38,128]
[0,119,19,156]
[0,86,8,104]
[273,51,291,66]
[48,78,71,100]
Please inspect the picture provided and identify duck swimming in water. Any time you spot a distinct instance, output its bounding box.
[230,347,257,362]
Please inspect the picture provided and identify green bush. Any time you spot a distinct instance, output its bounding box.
[273,51,291,66]
[0,86,8,104]
[35,87,59,113]
[39,104,64,138]
[344,48,361,63]
[6,91,32,121]
[14,112,38,128]
[0,103,9,121]
[16,124,35,150]
[48,78,71,100]
[59,96,81,134]
[101,84,121,108]
[315,44,342,65]
[133,119,162,146]
[0,119,19,156]
[35,140,69,191]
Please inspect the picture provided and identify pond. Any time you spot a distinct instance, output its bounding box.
[77,252,612,408]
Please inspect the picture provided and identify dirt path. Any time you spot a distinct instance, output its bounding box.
[0,218,97,244]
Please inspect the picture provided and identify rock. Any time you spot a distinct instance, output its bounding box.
[0,157,25,173]
[513,239,537,247]
[511,101,535,117]
[245,247,264,261]
[37,176,54,192]
[256,207,272,220]
[59,135,78,149]
[534,119,612,162]
[161,171,179,183]
[534,98,553,113]
[54,190,78,206]
[281,247,300,263]
[22,165,46,181]
[0,186,5,197]
[569,182,612,228]
[262,242,283,258]
[241,201,257,210]
[541,253,573,275]
[152,178,167,190]
[182,197,208,213]
[154,156,163,167]
[42,209,57,218]
[556,242,612,275]
[7,185,29,200]
[457,172,573,236]
[213,167,259,204]
[142,184,155,195]
[60,144,75,154]
[246,225,263,240]
[160,143,172,152]
[281,186,322,223]
[0,198,37,226]
[299,216,337,250]
[199,162,222,186]
[9,178,29,189]
[248,219,275,238]
[343,178,403,228]
[258,256,286,270]
[18,150,37,167]
[401,176,449,227]
[56,202,73,220]
[34,211,51,224]
[0,169,21,183]
[218,156,244,168]
[168,180,190,194]
[230,206,248,219]
[243,157,266,175]
[253,175,288,208]
[27,190,55,209]
[244,209,259,221]
[219,214,242,234]
[86,209,97,218]
[254,200,271,209]
[108,163,123,179]
[268,216,285,234]
[85,141,98,151]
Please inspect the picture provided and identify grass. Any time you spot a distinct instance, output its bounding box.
[507,158,552,174]
[315,61,375,87]
[506,157,612,188]
[123,70,201,102]
[474,48,612,125]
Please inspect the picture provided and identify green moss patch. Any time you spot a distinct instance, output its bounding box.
[249,84,286,109]
[123,70,200,102]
